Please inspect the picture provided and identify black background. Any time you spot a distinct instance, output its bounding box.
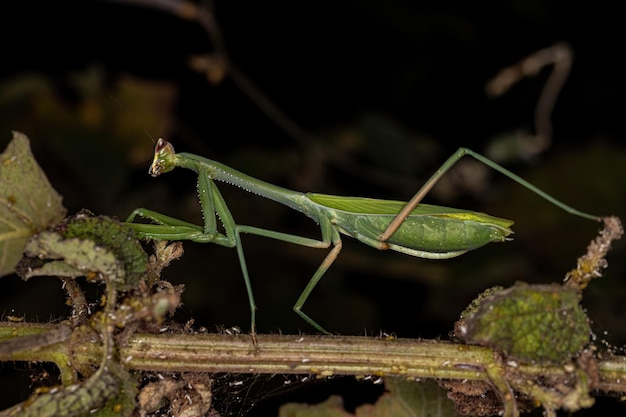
[1,1,625,415]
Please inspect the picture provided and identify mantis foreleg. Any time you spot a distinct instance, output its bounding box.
[129,170,343,341]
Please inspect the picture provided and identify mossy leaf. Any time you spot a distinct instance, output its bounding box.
[2,360,136,417]
[460,283,590,363]
[89,361,137,417]
[0,132,66,276]
[19,212,148,290]
[23,231,124,283]
[60,212,147,289]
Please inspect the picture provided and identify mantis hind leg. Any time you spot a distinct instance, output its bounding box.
[380,147,601,243]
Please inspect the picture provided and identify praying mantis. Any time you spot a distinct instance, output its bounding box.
[127,138,602,341]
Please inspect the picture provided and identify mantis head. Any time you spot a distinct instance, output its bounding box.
[149,138,177,177]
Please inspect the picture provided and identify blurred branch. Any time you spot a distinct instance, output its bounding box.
[486,43,573,162]
[103,0,430,193]
[104,1,580,205]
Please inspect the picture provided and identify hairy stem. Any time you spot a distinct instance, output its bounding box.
[3,322,626,395]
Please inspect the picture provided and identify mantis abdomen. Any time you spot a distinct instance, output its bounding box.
[306,192,513,259]
[353,215,513,258]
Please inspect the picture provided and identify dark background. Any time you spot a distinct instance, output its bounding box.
[1,1,625,415]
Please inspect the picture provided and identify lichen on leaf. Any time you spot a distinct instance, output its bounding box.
[18,211,148,290]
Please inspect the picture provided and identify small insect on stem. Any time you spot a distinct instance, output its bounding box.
[127,138,604,344]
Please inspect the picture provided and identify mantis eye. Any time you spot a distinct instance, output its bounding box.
[155,138,174,154]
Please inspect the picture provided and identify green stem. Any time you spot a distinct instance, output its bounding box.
[3,322,626,395]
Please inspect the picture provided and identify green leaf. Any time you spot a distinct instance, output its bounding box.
[358,379,460,417]
[0,132,66,276]
[459,283,591,363]
[278,379,459,417]
[279,395,352,417]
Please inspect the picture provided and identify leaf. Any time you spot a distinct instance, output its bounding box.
[0,360,136,417]
[60,212,148,290]
[17,258,88,280]
[459,282,591,363]
[17,212,148,290]
[0,132,66,276]
[89,361,138,417]
[278,379,459,417]
[357,379,460,417]
[22,232,124,282]
[278,396,352,417]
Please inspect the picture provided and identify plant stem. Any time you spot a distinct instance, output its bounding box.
[2,322,626,395]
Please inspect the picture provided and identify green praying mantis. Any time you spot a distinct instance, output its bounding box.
[127,138,602,341]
